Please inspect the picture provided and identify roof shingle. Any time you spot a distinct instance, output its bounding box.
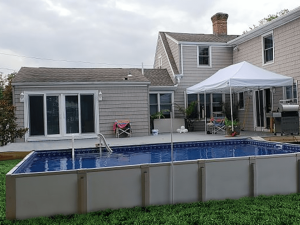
[165,32,239,43]
[143,69,174,86]
[12,67,175,87]
[13,67,150,83]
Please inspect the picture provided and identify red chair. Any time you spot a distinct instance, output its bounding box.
[113,120,132,138]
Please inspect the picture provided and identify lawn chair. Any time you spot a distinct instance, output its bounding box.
[113,120,132,138]
[211,117,225,134]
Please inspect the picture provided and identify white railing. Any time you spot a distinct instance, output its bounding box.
[98,133,113,153]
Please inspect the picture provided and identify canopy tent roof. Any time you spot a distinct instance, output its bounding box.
[186,61,293,94]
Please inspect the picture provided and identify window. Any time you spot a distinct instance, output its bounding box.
[198,46,210,66]
[187,93,224,119]
[26,91,98,139]
[285,83,297,103]
[150,93,173,118]
[238,92,245,109]
[212,94,222,113]
[187,94,198,119]
[263,33,274,64]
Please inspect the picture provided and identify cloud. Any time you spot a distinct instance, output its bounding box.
[0,0,299,74]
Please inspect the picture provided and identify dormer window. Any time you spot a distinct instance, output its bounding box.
[262,32,274,64]
[198,46,210,66]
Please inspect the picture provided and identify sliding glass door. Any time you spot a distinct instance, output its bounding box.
[29,95,44,136]
[47,96,60,135]
[28,93,96,137]
[65,95,79,134]
[80,95,95,133]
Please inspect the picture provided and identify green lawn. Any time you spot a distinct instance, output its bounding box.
[1,159,300,224]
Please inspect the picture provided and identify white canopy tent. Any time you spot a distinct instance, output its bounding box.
[186,61,294,132]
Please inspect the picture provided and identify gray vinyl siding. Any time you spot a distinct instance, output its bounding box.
[153,36,174,77]
[99,86,149,137]
[233,17,300,84]
[236,92,253,131]
[166,36,181,73]
[174,45,233,118]
[233,17,300,131]
[13,84,149,142]
[13,87,25,142]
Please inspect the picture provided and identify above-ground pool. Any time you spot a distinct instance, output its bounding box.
[7,138,300,220]
[13,139,298,174]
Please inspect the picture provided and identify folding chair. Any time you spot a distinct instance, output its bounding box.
[113,120,132,138]
[211,117,225,134]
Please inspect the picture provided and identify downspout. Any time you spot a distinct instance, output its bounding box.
[181,44,184,74]
[296,80,298,104]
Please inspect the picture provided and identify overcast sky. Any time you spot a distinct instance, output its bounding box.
[0,0,299,75]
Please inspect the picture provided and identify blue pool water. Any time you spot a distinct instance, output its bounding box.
[14,139,300,174]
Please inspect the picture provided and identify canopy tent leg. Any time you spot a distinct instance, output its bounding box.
[204,91,207,134]
[258,89,262,132]
[230,87,234,132]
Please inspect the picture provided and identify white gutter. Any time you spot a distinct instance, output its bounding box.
[179,41,233,46]
[12,81,151,86]
[149,85,178,91]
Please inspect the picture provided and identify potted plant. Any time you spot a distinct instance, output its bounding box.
[222,101,241,136]
[175,101,198,131]
[224,117,240,136]
[150,109,170,132]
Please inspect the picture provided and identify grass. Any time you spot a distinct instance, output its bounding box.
[2,160,300,224]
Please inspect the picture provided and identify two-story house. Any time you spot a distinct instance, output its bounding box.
[11,6,300,142]
[153,7,300,132]
[153,13,238,123]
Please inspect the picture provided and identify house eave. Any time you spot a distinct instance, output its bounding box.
[180,41,231,46]
[12,81,151,87]
[228,6,300,45]
[149,85,178,91]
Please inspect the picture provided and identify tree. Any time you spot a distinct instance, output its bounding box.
[243,9,289,34]
[0,73,28,146]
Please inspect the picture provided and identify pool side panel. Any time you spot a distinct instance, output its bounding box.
[87,166,142,212]
[205,158,250,201]
[256,154,297,196]
[173,162,199,204]
[149,164,172,205]
[15,173,78,220]
[6,175,16,220]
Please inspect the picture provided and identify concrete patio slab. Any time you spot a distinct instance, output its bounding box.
[0,131,276,153]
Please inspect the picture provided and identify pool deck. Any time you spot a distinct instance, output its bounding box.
[0,130,276,153]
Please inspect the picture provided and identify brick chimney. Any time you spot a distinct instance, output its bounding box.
[211,13,228,35]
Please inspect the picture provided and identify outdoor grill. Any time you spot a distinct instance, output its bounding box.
[273,100,299,136]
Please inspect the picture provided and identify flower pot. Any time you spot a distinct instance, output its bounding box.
[226,125,240,136]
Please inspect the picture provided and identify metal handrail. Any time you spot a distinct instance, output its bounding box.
[98,133,113,153]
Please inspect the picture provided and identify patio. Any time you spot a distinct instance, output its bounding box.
[1,130,276,153]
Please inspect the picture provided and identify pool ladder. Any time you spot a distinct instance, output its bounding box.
[98,133,113,153]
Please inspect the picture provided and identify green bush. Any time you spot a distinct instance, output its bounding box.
[0,73,28,146]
